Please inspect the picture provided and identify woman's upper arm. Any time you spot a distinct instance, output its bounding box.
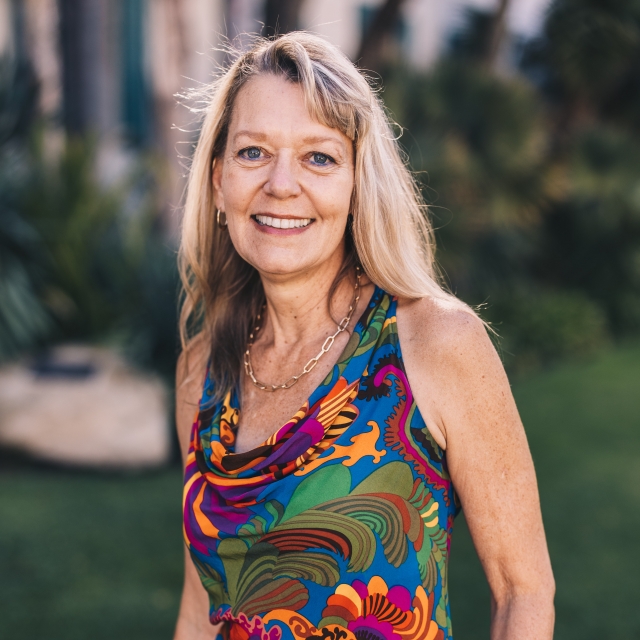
[175,338,208,462]
[398,299,555,604]
[174,339,221,640]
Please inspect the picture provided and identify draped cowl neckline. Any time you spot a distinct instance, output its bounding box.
[192,285,388,485]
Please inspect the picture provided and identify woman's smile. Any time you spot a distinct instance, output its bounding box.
[251,214,314,234]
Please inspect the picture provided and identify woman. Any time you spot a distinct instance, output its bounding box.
[174,33,554,640]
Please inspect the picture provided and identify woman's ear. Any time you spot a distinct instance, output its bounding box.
[212,157,224,211]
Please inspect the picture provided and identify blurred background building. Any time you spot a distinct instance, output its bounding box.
[1,1,639,638]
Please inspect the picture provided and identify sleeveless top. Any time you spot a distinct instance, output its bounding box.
[183,287,460,640]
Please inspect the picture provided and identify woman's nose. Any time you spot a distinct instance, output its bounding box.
[263,152,302,200]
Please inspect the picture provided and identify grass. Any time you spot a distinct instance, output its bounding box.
[1,342,639,639]
[0,463,184,639]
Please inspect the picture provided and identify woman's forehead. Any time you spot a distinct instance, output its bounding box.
[228,74,352,150]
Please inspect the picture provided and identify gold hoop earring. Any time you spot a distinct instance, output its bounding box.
[216,209,227,228]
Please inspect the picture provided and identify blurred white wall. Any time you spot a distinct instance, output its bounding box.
[508,0,553,36]
[300,0,364,59]
[449,0,552,36]
[226,0,264,45]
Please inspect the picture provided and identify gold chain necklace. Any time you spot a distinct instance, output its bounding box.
[244,267,362,392]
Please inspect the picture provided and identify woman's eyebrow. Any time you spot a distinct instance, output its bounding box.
[301,135,346,150]
[233,130,268,143]
[232,131,347,154]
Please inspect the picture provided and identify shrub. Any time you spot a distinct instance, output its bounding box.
[487,288,609,374]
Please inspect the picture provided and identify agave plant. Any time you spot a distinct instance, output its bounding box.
[0,56,52,361]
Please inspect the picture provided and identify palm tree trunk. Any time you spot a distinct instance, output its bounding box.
[356,0,407,72]
[263,0,305,36]
[484,0,511,69]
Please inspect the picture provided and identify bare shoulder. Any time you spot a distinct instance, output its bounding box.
[396,295,509,448]
[397,295,499,372]
[175,332,210,463]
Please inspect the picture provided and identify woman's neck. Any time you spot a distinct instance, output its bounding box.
[258,258,356,352]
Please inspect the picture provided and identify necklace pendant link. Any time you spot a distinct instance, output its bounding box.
[244,266,362,391]
[302,358,319,374]
[282,375,299,389]
[321,334,336,353]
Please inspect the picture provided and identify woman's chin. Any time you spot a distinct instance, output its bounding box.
[253,260,315,279]
[245,253,328,280]
[235,241,326,279]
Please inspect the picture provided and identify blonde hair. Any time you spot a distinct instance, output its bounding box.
[178,32,475,396]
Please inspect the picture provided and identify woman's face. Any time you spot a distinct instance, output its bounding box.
[212,74,355,280]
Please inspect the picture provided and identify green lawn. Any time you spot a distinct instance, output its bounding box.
[1,343,639,639]
[0,465,184,639]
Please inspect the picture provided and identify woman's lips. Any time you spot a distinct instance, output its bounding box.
[251,214,315,235]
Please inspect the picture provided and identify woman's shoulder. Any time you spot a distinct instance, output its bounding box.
[175,332,210,462]
[396,294,494,366]
[396,295,505,449]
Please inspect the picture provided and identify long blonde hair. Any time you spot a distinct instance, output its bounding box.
[178,32,475,397]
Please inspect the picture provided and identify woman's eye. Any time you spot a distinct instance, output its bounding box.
[241,147,262,160]
[311,152,332,165]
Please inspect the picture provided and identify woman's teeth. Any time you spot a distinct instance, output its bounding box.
[254,215,312,229]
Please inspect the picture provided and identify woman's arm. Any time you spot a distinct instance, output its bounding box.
[173,342,222,640]
[398,298,555,640]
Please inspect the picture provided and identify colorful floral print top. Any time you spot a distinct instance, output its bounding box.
[183,287,460,640]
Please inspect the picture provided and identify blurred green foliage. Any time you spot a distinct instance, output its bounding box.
[383,0,640,372]
[522,0,640,130]
[18,139,179,377]
[0,59,178,377]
